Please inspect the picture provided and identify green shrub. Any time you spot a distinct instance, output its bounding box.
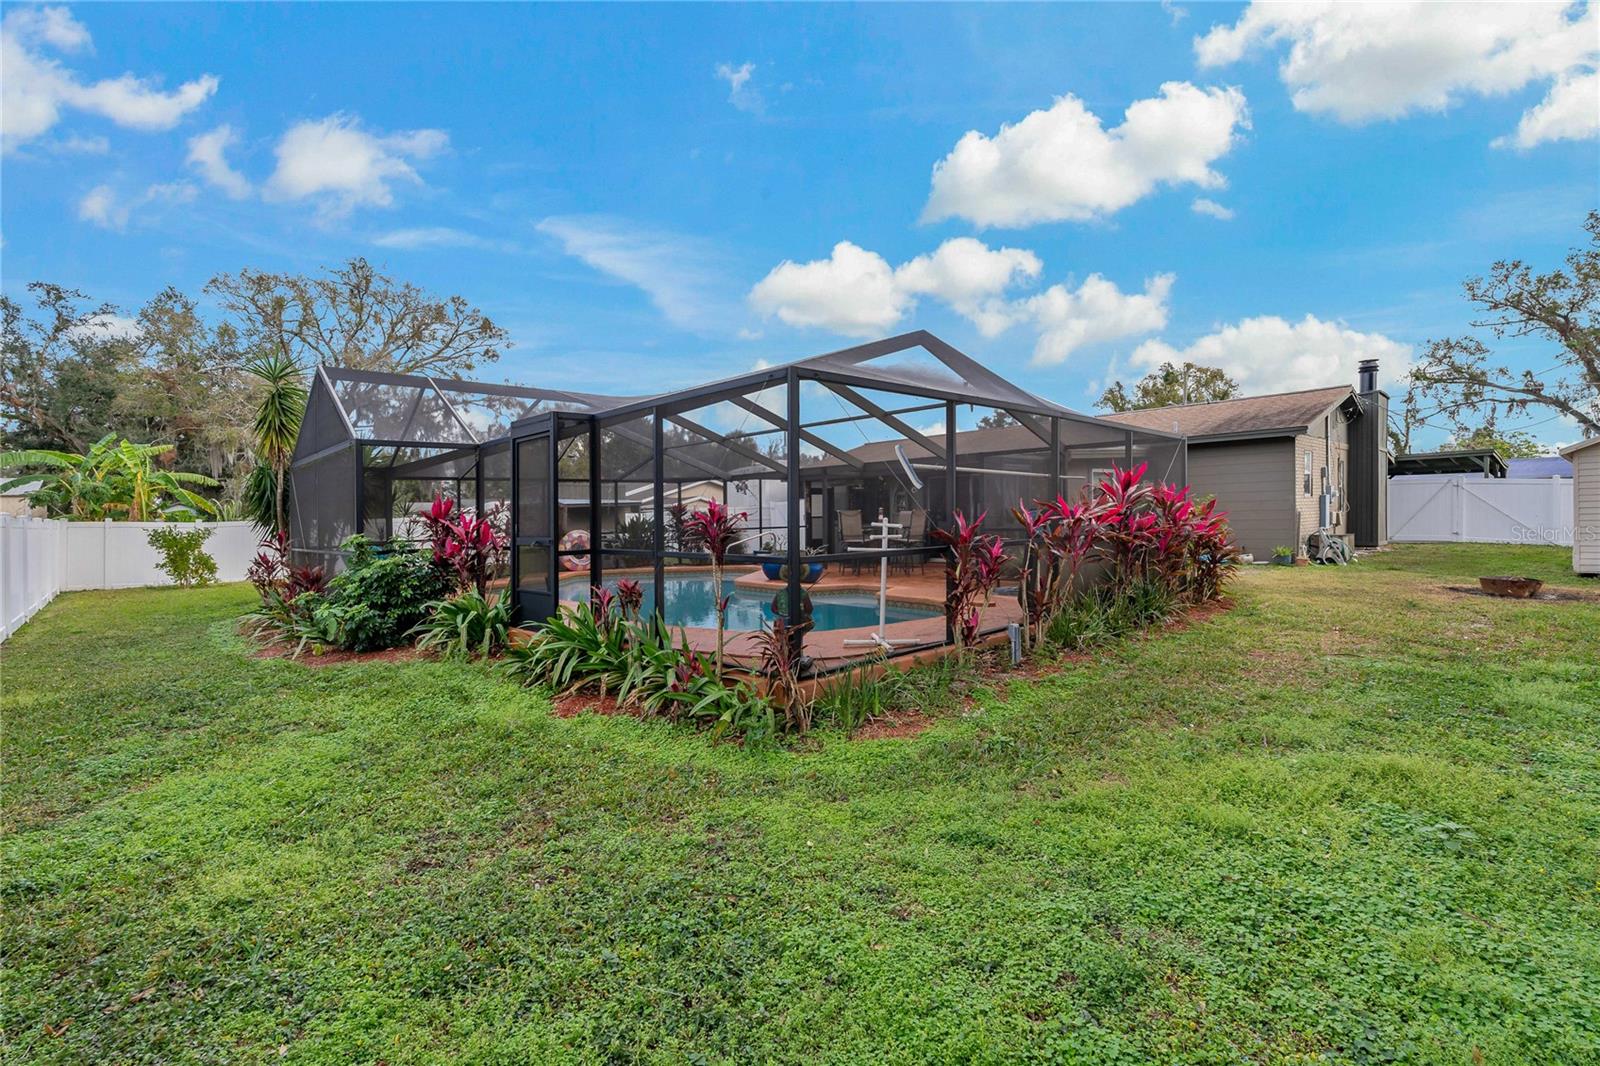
[1045,577,1178,652]
[300,548,453,652]
[412,589,513,660]
[146,525,218,588]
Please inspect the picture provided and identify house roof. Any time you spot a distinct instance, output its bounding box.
[1559,436,1600,459]
[1097,385,1356,440]
[1506,456,1573,478]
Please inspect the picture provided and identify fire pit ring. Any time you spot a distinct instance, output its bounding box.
[1478,576,1544,599]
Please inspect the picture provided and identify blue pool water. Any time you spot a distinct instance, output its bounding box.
[560,573,938,632]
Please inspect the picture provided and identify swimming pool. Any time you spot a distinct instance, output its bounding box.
[560,573,939,632]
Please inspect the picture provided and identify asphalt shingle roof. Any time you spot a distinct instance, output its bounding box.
[1097,385,1355,439]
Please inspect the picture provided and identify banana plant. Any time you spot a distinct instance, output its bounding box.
[0,434,218,519]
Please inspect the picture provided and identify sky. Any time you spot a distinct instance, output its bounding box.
[2,1,1597,451]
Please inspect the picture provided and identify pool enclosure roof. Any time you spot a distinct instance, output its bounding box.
[295,365,629,457]
[507,331,1174,439]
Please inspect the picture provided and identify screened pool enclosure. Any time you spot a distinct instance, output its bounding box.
[288,335,1184,666]
[285,366,625,572]
[506,332,1185,668]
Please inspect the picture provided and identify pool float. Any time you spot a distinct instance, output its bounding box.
[558,528,590,570]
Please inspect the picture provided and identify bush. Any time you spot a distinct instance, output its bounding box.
[1045,578,1178,652]
[412,589,513,660]
[146,526,218,588]
[307,547,454,652]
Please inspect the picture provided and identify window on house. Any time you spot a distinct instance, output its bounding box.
[1303,451,1313,495]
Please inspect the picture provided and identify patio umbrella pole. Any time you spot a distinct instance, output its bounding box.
[843,513,919,655]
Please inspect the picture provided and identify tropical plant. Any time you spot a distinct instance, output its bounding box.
[242,353,306,536]
[752,616,813,733]
[412,589,513,659]
[0,434,219,520]
[417,493,510,595]
[681,500,747,676]
[146,526,218,588]
[930,509,1006,652]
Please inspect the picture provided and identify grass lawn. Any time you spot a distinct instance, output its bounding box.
[3,544,1597,1064]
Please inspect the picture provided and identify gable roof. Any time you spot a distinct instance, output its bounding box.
[1098,385,1356,441]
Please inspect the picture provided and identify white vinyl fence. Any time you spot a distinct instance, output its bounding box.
[1389,476,1574,546]
[0,517,261,641]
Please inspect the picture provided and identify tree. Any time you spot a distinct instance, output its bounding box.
[1446,426,1547,458]
[206,258,510,376]
[1407,210,1599,440]
[975,410,1017,429]
[1,283,129,453]
[1096,362,1239,412]
[244,354,306,536]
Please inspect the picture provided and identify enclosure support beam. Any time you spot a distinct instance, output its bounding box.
[727,396,866,470]
[822,382,947,460]
[785,369,803,640]
[652,408,665,623]
[944,400,957,647]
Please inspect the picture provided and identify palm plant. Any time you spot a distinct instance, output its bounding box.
[243,353,306,536]
[681,500,747,676]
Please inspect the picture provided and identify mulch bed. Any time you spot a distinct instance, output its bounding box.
[549,690,636,719]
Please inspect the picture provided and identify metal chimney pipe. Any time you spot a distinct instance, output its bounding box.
[1358,359,1379,393]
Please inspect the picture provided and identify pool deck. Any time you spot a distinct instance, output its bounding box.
[552,562,1023,668]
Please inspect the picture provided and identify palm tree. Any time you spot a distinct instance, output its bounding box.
[243,353,306,536]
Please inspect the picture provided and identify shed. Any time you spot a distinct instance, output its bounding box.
[1559,436,1600,575]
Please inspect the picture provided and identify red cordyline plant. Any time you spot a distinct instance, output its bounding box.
[615,578,644,620]
[421,494,509,596]
[681,500,747,676]
[930,509,1008,654]
[1092,462,1159,591]
[1012,496,1106,649]
[1185,499,1239,602]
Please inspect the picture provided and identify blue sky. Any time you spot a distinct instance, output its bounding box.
[3,2,1596,449]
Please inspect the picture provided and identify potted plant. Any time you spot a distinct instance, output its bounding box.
[1271,545,1296,567]
[759,535,784,581]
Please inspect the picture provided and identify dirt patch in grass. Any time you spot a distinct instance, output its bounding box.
[252,642,428,667]
[852,710,934,740]
[1441,584,1600,604]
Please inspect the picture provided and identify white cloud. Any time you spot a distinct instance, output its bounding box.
[923,81,1249,227]
[1191,197,1235,220]
[749,241,907,336]
[538,214,737,332]
[1021,273,1174,366]
[894,238,1042,335]
[749,237,1043,338]
[715,61,764,115]
[1127,313,1412,394]
[1495,69,1600,149]
[264,114,447,216]
[186,124,251,198]
[76,184,125,229]
[49,133,108,154]
[69,312,141,341]
[371,226,515,252]
[76,180,197,231]
[1196,1,1598,147]
[2,6,217,153]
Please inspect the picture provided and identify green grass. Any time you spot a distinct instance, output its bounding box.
[3,545,1597,1064]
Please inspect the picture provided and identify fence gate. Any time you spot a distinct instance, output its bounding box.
[1389,476,1573,545]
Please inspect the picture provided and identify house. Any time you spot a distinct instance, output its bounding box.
[0,481,46,518]
[1559,437,1600,576]
[1100,361,1390,560]
[1507,456,1574,479]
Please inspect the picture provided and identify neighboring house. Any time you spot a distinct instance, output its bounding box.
[1560,437,1600,576]
[0,482,46,518]
[1507,456,1574,479]
[1100,361,1390,560]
